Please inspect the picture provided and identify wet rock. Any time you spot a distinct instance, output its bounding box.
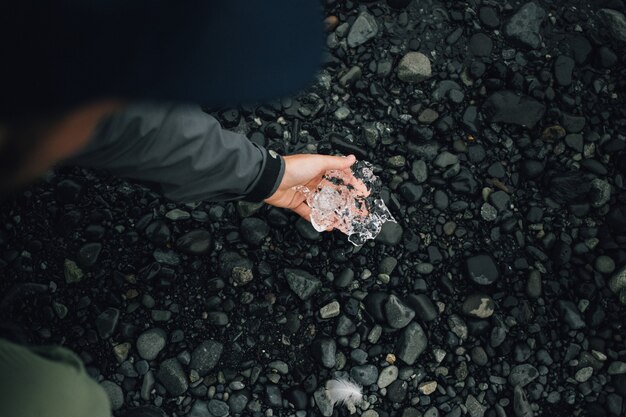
[405,294,438,321]
[156,358,188,396]
[554,55,575,86]
[509,364,539,387]
[101,380,124,411]
[558,300,586,329]
[482,91,546,128]
[397,52,432,83]
[396,322,428,365]
[78,243,102,267]
[311,337,336,368]
[461,294,495,318]
[240,217,269,246]
[597,9,626,42]
[190,340,223,376]
[479,7,500,28]
[96,307,120,339]
[504,2,546,48]
[469,33,493,56]
[137,328,167,360]
[285,268,321,300]
[376,222,403,246]
[513,386,533,417]
[466,254,499,285]
[384,295,415,328]
[350,364,378,386]
[348,11,379,47]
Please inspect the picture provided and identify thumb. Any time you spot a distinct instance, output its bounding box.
[321,154,356,171]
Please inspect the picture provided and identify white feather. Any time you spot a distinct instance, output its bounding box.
[325,378,363,408]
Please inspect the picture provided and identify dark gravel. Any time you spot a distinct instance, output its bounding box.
[1,0,626,416]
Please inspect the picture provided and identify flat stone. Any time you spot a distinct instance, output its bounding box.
[348,11,379,47]
[466,254,499,285]
[285,268,321,300]
[397,52,432,83]
[350,364,379,386]
[156,358,188,396]
[396,322,428,365]
[377,365,398,388]
[554,55,575,86]
[137,328,167,361]
[597,9,626,42]
[95,307,120,339]
[575,366,593,383]
[100,380,124,411]
[190,340,223,376]
[462,294,495,318]
[384,295,415,329]
[504,2,546,48]
[509,364,539,387]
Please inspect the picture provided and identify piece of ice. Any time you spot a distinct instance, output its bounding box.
[296,160,396,245]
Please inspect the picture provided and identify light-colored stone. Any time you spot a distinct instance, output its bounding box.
[397,52,432,83]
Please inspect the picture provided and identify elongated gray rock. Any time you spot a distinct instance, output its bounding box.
[396,322,427,365]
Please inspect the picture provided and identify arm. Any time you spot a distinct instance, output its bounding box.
[66,102,283,202]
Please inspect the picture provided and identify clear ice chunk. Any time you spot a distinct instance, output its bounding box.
[296,160,397,245]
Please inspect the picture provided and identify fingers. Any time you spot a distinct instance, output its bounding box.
[292,201,311,221]
[320,154,356,172]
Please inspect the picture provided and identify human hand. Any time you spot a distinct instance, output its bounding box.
[264,153,357,221]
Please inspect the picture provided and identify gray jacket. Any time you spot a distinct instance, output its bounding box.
[66,102,284,202]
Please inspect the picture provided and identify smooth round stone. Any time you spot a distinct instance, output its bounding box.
[595,256,616,274]
[471,346,489,366]
[465,254,499,285]
[416,263,434,274]
[526,270,542,298]
[481,203,498,221]
[208,400,229,417]
[575,367,593,383]
[461,294,495,318]
[377,365,398,388]
[350,364,379,386]
[137,328,167,360]
[397,52,432,83]
[240,217,269,246]
[100,380,124,411]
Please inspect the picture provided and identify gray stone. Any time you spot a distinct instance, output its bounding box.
[347,11,379,47]
[448,314,468,340]
[480,203,498,221]
[411,160,428,183]
[609,266,626,294]
[608,361,626,375]
[465,395,486,417]
[156,358,188,396]
[504,2,546,48]
[595,256,616,274]
[350,364,379,386]
[137,328,167,360]
[285,268,321,300]
[508,364,539,387]
[153,248,180,266]
[385,295,415,328]
[95,307,120,339]
[101,380,124,411]
[558,300,586,329]
[434,151,459,168]
[189,401,211,417]
[208,399,230,417]
[590,178,611,208]
[513,386,533,417]
[190,340,223,376]
[377,365,398,388]
[314,386,333,417]
[575,366,593,383]
[165,209,190,220]
[396,322,428,365]
[554,55,575,86]
[466,254,499,285]
[526,270,542,298]
[461,294,495,318]
[397,52,432,83]
[597,9,626,42]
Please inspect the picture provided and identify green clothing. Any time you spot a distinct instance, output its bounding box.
[0,337,111,417]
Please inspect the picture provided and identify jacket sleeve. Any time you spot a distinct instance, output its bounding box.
[64,102,284,203]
